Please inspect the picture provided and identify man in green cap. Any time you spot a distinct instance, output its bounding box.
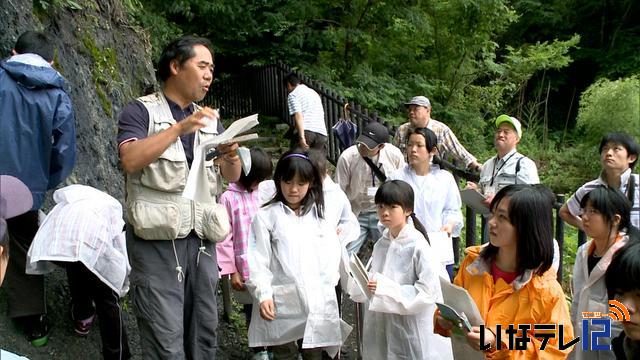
[467,115,539,205]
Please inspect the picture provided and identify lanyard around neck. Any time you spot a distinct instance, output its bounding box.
[490,152,517,186]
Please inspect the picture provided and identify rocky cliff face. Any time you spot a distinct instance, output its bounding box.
[1,0,156,207]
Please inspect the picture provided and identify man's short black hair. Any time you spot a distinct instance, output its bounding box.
[599,132,640,169]
[156,36,214,82]
[284,72,300,87]
[14,31,54,62]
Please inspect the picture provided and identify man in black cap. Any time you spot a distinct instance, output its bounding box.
[335,122,405,255]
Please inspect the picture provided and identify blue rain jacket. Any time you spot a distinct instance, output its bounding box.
[0,54,76,209]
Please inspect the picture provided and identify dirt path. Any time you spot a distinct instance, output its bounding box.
[0,267,364,359]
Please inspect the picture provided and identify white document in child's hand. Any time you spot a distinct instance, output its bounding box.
[428,231,454,265]
[183,114,259,202]
[349,253,372,299]
[460,188,491,215]
[439,277,483,327]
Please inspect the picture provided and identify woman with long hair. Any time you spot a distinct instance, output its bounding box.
[435,184,574,359]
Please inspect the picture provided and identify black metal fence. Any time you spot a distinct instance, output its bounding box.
[202,63,391,165]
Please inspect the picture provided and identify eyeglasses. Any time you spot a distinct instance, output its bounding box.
[495,128,514,135]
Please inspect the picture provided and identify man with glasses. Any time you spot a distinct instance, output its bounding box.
[335,121,405,255]
[466,115,539,205]
[393,96,481,171]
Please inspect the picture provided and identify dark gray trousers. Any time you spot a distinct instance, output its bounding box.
[4,211,46,318]
[129,232,219,360]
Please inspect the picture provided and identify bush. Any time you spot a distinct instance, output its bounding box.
[577,76,640,144]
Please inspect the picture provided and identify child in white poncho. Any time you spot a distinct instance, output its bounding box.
[353,179,453,359]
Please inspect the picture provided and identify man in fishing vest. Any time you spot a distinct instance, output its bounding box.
[117,36,240,359]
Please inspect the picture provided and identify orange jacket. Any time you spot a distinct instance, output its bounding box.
[446,245,574,359]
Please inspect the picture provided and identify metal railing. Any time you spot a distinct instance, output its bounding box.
[202,63,390,164]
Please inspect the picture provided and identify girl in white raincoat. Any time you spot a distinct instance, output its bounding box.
[247,150,350,359]
[356,179,453,359]
[571,185,637,360]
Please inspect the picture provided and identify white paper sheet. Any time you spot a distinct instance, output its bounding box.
[183,114,259,202]
[349,253,372,299]
[439,277,483,327]
[428,231,454,265]
[460,189,491,215]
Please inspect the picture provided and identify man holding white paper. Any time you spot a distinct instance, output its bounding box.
[117,36,240,359]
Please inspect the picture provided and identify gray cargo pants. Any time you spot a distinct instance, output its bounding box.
[129,232,219,360]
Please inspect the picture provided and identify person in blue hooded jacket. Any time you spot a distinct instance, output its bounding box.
[0,30,76,347]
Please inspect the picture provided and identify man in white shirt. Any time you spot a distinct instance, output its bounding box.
[335,122,405,255]
[285,72,328,151]
[560,132,640,230]
[467,115,539,205]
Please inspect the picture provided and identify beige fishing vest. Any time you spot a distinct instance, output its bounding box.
[125,92,229,242]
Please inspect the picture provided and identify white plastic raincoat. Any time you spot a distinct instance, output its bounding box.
[570,233,628,360]
[388,164,463,265]
[354,223,453,360]
[26,185,130,296]
[246,202,350,356]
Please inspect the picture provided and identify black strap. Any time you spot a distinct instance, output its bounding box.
[514,156,523,184]
[362,156,387,182]
[627,174,636,204]
[432,155,480,182]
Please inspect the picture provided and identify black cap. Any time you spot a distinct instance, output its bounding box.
[356,122,389,150]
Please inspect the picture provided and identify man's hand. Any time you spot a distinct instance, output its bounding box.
[216,142,240,165]
[177,107,219,135]
[260,299,276,321]
[216,142,241,182]
[298,136,309,150]
[468,160,482,172]
[466,182,479,190]
[230,272,245,291]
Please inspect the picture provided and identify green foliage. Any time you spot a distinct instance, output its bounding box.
[80,34,122,117]
[576,76,640,145]
[228,299,248,345]
[128,0,183,62]
[35,0,83,11]
[128,0,640,197]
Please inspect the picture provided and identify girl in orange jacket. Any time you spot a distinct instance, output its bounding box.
[435,184,575,359]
